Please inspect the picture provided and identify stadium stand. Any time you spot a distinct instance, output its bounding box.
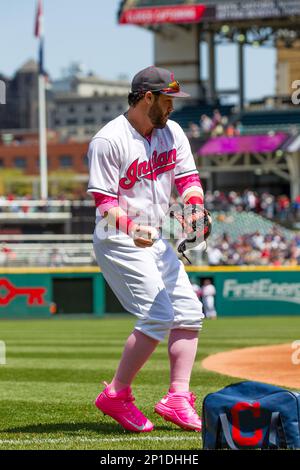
[210,211,295,242]
[0,196,299,268]
[171,104,234,132]
[190,211,300,266]
[238,109,300,127]
[0,240,95,267]
[172,105,300,137]
[0,198,95,235]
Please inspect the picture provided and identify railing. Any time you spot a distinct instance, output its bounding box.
[0,199,94,214]
[0,242,96,267]
[0,234,92,242]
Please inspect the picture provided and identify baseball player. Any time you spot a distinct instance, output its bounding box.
[202,279,218,320]
[87,66,206,433]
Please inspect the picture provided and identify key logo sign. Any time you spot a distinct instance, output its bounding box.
[0,278,46,306]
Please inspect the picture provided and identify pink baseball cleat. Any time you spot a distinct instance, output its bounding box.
[95,383,154,433]
[154,391,202,432]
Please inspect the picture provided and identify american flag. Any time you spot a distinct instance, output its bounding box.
[34,0,43,38]
[34,0,44,74]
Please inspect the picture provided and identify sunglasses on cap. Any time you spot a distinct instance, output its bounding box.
[160,80,181,94]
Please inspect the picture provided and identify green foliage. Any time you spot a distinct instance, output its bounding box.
[0,169,30,197]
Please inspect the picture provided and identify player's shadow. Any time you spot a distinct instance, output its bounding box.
[2,422,174,435]
[3,422,131,435]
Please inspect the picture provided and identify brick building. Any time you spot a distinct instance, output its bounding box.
[0,140,89,175]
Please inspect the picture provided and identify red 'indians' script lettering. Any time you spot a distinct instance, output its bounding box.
[119,149,177,190]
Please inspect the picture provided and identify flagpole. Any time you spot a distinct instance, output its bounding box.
[35,0,48,200]
[38,71,48,199]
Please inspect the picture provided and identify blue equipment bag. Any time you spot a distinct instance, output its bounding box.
[202,381,300,449]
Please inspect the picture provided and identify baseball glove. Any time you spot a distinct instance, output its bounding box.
[171,205,212,264]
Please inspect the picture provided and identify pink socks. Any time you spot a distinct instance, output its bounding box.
[108,328,199,395]
[168,329,199,393]
[109,329,159,394]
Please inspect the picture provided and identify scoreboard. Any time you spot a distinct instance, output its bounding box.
[119,0,300,25]
[210,0,300,22]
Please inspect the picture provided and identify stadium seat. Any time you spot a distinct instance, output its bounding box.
[171,104,234,130]
[210,211,294,242]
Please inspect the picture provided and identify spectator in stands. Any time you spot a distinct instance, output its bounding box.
[0,245,7,266]
[203,190,214,212]
[204,220,300,266]
[293,195,300,219]
[212,109,222,127]
[3,190,295,222]
[211,191,229,211]
[225,123,236,137]
[0,243,15,266]
[276,195,290,222]
[0,191,299,268]
[200,114,213,134]
[243,190,258,212]
[198,109,242,138]
[235,121,243,135]
[229,191,244,212]
[207,245,224,265]
[251,231,265,251]
[211,122,224,137]
[37,249,50,267]
[187,122,200,138]
[50,248,66,267]
[261,192,275,219]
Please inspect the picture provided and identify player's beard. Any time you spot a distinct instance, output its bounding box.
[148,100,169,129]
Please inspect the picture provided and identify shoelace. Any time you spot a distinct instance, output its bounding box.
[103,382,135,403]
[185,393,200,419]
[124,395,147,424]
[189,392,196,408]
[124,394,135,407]
[102,381,143,420]
[168,392,198,413]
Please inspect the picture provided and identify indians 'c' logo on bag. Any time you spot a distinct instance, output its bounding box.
[231,402,263,446]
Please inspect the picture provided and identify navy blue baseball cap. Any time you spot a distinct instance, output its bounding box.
[131,66,190,98]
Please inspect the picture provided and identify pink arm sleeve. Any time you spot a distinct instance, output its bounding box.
[91,192,134,234]
[91,192,119,216]
[175,174,204,202]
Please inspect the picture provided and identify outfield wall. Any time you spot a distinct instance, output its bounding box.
[187,266,300,316]
[0,266,300,318]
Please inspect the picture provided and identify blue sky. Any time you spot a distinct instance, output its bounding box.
[1,0,275,100]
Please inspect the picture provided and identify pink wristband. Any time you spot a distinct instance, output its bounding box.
[116,215,134,235]
[92,192,118,216]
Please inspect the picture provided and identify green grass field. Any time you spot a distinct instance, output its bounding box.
[0,315,299,450]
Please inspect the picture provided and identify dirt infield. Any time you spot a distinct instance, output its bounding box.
[202,343,300,389]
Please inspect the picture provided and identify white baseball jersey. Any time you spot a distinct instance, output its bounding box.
[88,114,204,340]
[87,114,198,227]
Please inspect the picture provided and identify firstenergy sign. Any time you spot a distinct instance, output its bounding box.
[223,279,300,305]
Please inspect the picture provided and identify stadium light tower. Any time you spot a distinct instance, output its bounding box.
[118,0,300,108]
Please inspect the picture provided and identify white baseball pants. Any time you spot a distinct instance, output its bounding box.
[93,234,204,341]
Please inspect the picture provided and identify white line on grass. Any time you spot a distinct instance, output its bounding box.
[0,435,200,445]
